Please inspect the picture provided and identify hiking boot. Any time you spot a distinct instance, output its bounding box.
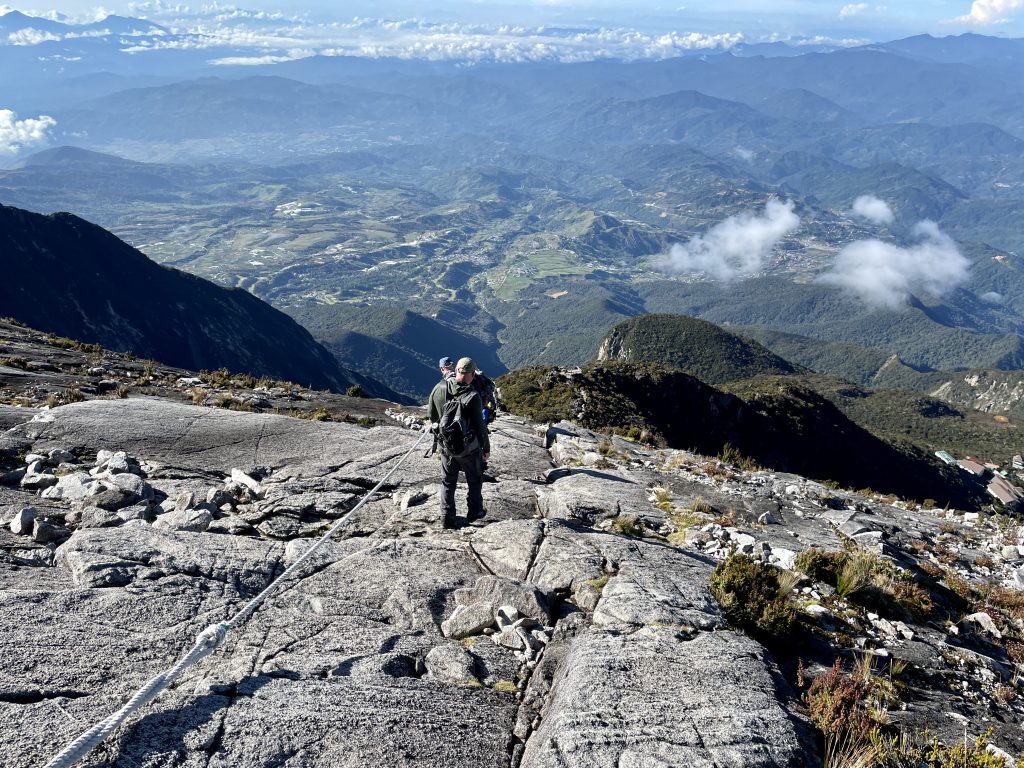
[467,509,486,522]
[442,515,457,529]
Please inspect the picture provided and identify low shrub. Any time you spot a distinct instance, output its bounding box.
[795,548,849,586]
[612,515,644,537]
[836,553,876,599]
[709,554,797,642]
[805,659,874,746]
[295,407,334,422]
[870,727,1007,768]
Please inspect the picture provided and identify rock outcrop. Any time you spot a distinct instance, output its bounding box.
[1,394,1022,766]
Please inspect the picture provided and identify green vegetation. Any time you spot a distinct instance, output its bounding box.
[586,575,610,592]
[45,387,86,408]
[499,364,985,508]
[46,335,103,353]
[805,659,877,755]
[709,554,797,642]
[612,515,645,537]
[796,548,936,622]
[870,728,1009,768]
[598,314,799,384]
[490,248,591,301]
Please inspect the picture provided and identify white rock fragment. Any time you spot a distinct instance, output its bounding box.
[9,507,38,535]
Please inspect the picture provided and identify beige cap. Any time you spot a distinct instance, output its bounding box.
[456,357,475,373]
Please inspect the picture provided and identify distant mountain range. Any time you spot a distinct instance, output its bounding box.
[0,204,397,397]
[289,303,506,401]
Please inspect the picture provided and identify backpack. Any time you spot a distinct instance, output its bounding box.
[473,373,498,424]
[437,389,481,457]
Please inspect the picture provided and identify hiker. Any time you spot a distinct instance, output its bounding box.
[438,356,455,380]
[428,356,490,528]
[439,354,496,420]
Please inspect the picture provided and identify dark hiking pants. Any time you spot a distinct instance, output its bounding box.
[440,450,484,521]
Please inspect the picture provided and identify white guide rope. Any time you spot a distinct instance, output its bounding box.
[43,426,430,768]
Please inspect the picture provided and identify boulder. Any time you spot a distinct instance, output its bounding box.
[9,506,38,535]
[20,472,58,491]
[79,506,124,529]
[32,518,70,545]
[88,487,139,511]
[153,508,213,533]
[441,603,496,639]
[424,643,478,685]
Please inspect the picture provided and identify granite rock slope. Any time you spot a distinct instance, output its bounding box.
[2,395,1022,767]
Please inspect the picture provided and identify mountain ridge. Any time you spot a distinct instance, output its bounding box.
[0,204,395,397]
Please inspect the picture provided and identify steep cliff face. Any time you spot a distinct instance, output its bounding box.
[0,204,391,396]
[930,370,1024,416]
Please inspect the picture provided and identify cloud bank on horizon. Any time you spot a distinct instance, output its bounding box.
[819,221,970,310]
[2,0,1020,63]
[654,199,800,280]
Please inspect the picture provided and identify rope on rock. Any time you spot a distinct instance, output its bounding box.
[43,425,431,768]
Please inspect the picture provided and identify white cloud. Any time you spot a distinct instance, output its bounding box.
[0,108,56,154]
[839,3,869,18]
[980,291,1004,304]
[120,13,747,63]
[818,221,969,309]
[208,47,313,65]
[654,199,800,280]
[955,0,1024,24]
[850,194,894,225]
[7,28,62,45]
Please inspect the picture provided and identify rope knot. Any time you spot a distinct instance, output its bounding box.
[195,623,228,651]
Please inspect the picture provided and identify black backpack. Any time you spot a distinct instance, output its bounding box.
[437,389,480,457]
[474,373,498,424]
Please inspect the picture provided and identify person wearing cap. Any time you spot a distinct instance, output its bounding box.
[427,356,490,528]
[438,356,455,380]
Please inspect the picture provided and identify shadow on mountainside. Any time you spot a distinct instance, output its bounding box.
[498,363,986,509]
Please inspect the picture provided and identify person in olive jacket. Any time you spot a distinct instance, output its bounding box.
[427,356,490,528]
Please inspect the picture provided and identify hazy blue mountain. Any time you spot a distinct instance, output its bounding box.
[805,123,1024,166]
[863,33,1024,66]
[0,11,166,37]
[0,10,68,34]
[55,76,447,143]
[768,157,968,220]
[749,88,862,126]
